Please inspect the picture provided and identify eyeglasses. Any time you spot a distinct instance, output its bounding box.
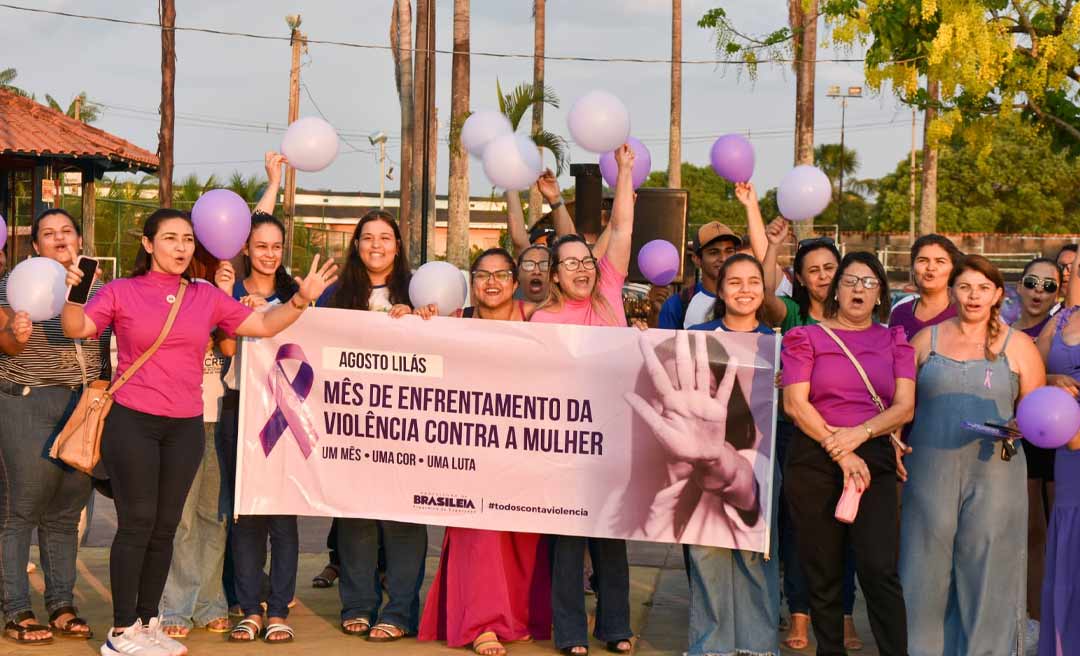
[1021,275,1059,294]
[558,257,597,272]
[797,236,836,251]
[838,274,881,290]
[518,260,550,273]
[472,269,514,284]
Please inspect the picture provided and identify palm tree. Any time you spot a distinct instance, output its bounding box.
[496,81,568,175]
[668,0,682,189]
[173,173,221,207]
[813,143,868,199]
[227,171,267,204]
[446,0,471,268]
[390,0,415,261]
[0,68,30,97]
[527,0,546,226]
[45,92,102,123]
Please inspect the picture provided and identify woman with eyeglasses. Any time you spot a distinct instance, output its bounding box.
[901,255,1045,655]
[530,144,637,656]
[782,251,915,656]
[417,248,549,656]
[889,234,962,341]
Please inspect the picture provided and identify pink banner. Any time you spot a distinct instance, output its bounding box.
[236,308,779,552]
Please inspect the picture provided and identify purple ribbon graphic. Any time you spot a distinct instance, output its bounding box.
[259,343,319,458]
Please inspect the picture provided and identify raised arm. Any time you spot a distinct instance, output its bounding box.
[536,169,575,238]
[735,182,767,261]
[762,218,791,326]
[234,255,337,338]
[505,191,529,256]
[596,144,636,275]
[60,260,100,339]
[254,151,286,216]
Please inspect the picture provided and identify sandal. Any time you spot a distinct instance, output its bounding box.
[782,612,810,650]
[367,622,406,643]
[162,624,189,639]
[561,647,588,656]
[844,614,864,651]
[473,631,506,655]
[606,640,633,654]
[48,606,92,639]
[312,564,339,588]
[263,623,294,644]
[342,617,371,637]
[204,617,231,633]
[228,617,262,643]
[3,611,53,646]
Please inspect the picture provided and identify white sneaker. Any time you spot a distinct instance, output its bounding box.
[100,620,170,656]
[145,618,188,656]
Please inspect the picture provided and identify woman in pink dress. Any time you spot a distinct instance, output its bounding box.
[418,248,551,656]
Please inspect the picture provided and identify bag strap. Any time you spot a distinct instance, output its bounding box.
[106,279,188,396]
[818,324,887,413]
[73,340,88,390]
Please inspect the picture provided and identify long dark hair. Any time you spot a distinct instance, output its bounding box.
[710,253,766,324]
[329,210,411,310]
[31,208,81,243]
[243,211,298,302]
[791,239,841,322]
[131,208,193,280]
[823,251,891,323]
[949,254,1006,361]
[1021,256,1061,282]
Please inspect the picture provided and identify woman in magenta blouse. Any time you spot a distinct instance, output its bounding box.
[60,208,337,656]
[781,251,915,656]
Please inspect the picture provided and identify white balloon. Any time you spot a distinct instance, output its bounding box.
[6,257,68,322]
[461,110,513,158]
[567,90,631,154]
[482,134,543,191]
[409,261,467,316]
[281,117,340,172]
[777,165,833,221]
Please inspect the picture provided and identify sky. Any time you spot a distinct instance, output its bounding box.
[3,0,921,197]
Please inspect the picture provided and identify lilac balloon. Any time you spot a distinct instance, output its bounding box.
[598,137,651,190]
[637,239,680,286]
[0,214,6,252]
[777,165,832,221]
[191,189,252,260]
[281,117,340,172]
[1017,386,1080,449]
[710,134,755,183]
[567,90,631,154]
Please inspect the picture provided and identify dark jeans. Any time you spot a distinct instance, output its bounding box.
[101,403,203,627]
[777,420,858,616]
[336,518,426,631]
[550,536,632,649]
[784,429,907,656]
[231,515,298,619]
[327,518,340,568]
[0,383,92,622]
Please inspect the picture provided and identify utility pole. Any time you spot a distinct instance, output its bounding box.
[283,14,306,270]
[158,0,176,208]
[369,132,389,210]
[909,107,917,241]
[825,85,861,226]
[414,0,436,264]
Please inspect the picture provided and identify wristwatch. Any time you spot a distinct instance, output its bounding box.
[549,197,564,211]
[862,423,874,438]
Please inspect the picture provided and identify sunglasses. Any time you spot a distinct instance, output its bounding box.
[797,236,836,250]
[1021,275,1058,294]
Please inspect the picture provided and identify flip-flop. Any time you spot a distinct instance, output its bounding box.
[473,631,506,655]
[161,625,189,640]
[203,618,231,634]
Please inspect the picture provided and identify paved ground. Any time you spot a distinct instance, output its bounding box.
[7,493,884,655]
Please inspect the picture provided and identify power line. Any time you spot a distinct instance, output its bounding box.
[0,2,922,67]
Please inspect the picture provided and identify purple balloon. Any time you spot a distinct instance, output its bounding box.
[191,189,252,260]
[710,134,755,183]
[0,214,6,252]
[637,239,680,286]
[1016,386,1080,449]
[599,137,652,190]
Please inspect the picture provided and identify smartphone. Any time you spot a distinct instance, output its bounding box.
[66,256,98,305]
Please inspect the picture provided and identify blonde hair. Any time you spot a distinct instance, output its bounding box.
[535,235,620,326]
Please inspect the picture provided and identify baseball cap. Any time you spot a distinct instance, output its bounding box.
[692,222,741,252]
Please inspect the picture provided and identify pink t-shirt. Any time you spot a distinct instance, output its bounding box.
[85,272,253,418]
[529,255,627,327]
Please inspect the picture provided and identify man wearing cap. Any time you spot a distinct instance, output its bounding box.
[657,221,742,329]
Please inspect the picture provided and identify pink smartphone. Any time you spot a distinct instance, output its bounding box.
[834,479,864,524]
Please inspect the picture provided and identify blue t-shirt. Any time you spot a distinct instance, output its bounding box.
[658,282,716,330]
[688,317,775,335]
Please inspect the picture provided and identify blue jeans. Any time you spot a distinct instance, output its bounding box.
[159,424,228,628]
[0,383,91,622]
[336,518,426,631]
[231,515,298,619]
[550,536,632,649]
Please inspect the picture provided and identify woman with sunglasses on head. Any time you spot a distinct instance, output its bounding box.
[418,248,549,656]
[316,210,431,643]
[530,144,637,656]
[782,251,915,656]
[0,209,107,646]
[60,207,337,656]
[889,234,962,341]
[901,255,1045,656]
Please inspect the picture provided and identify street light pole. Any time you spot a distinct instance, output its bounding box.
[826,85,862,226]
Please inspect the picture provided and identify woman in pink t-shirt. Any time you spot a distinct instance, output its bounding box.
[60,208,337,656]
[531,144,636,656]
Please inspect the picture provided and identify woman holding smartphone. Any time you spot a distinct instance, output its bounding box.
[0,209,106,645]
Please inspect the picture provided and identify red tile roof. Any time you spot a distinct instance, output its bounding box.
[0,88,158,171]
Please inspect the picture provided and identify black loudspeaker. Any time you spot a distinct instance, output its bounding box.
[627,187,689,284]
[569,163,603,236]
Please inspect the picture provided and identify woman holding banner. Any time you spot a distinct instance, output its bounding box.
[60,208,337,656]
[418,247,550,656]
[781,251,914,656]
[530,144,636,656]
[317,210,430,642]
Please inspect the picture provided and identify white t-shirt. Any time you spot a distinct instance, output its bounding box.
[683,277,792,328]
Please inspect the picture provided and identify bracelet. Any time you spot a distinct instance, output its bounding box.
[863,423,874,438]
[290,295,309,310]
[549,197,564,211]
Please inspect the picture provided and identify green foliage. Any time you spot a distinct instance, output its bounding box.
[697,7,793,79]
[44,91,101,124]
[0,67,30,97]
[642,163,746,229]
[227,172,267,203]
[495,80,569,174]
